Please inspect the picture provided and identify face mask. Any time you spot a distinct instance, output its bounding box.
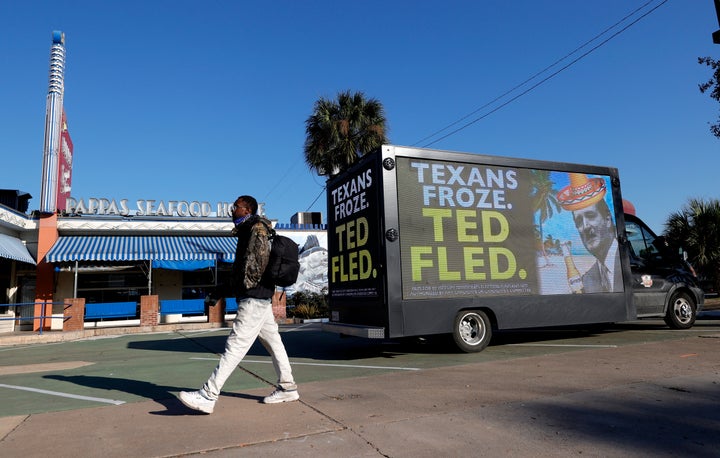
[231,214,250,236]
[233,214,251,226]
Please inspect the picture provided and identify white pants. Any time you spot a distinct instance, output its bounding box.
[202,297,296,400]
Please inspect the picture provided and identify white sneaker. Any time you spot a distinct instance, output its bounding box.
[263,388,300,404]
[179,389,215,414]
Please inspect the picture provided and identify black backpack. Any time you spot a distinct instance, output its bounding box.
[262,224,300,287]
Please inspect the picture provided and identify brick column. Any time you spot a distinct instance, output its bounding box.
[140,295,159,327]
[272,290,287,321]
[34,300,53,331]
[208,298,225,324]
[34,213,58,331]
[63,298,85,332]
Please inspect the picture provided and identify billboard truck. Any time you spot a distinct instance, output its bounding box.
[322,145,704,352]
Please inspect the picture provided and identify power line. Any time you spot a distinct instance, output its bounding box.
[262,159,301,202]
[415,0,668,148]
[305,186,326,212]
[299,1,669,213]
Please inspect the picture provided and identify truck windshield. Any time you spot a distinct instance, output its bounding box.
[625,220,660,261]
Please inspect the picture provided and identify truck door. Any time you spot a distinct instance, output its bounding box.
[625,216,671,315]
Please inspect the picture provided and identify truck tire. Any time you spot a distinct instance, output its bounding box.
[453,310,492,353]
[663,291,696,329]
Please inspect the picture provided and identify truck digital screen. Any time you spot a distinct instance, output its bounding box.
[327,160,383,300]
[395,157,622,299]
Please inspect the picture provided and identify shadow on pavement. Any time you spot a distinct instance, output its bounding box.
[124,318,718,360]
[125,328,466,360]
[43,374,262,415]
[124,325,652,359]
[521,381,720,456]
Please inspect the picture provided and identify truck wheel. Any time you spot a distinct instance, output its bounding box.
[663,291,696,329]
[453,310,492,353]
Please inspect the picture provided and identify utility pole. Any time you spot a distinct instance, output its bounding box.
[714,0,720,44]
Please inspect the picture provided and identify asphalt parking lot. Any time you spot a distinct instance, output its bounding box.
[1,312,719,457]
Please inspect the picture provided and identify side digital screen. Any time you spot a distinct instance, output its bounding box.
[396,157,622,299]
[327,160,383,300]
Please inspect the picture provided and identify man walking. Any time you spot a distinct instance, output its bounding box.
[179,195,299,414]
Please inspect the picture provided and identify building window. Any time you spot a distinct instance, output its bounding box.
[181,265,232,299]
[76,267,147,304]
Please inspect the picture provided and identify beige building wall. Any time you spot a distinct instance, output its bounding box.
[153,269,182,299]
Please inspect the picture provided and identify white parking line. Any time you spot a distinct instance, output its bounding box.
[190,357,421,371]
[172,329,223,339]
[508,343,618,348]
[284,323,315,332]
[0,383,125,405]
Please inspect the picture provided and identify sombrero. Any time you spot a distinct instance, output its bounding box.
[556,173,606,211]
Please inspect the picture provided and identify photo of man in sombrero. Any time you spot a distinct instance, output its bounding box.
[557,173,623,293]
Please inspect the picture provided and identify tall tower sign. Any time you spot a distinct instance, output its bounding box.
[40,31,66,214]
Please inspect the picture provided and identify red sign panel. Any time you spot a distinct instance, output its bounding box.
[57,110,73,211]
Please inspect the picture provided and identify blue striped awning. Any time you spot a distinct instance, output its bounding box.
[46,235,237,263]
[0,233,36,265]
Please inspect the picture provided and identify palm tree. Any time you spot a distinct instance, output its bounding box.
[664,198,720,293]
[304,90,388,176]
[698,56,720,139]
[530,170,561,263]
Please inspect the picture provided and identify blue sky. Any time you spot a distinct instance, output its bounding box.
[1,0,718,231]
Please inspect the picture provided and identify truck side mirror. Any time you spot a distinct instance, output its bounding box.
[652,235,668,249]
[651,236,681,261]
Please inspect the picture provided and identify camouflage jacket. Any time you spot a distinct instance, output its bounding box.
[231,214,274,299]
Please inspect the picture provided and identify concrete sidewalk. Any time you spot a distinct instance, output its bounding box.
[2,334,719,457]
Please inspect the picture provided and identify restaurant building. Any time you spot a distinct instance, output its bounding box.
[0,194,327,332]
[0,32,328,333]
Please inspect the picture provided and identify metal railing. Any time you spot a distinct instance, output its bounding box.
[0,301,65,335]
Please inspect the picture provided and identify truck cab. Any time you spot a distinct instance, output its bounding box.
[624,213,704,328]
